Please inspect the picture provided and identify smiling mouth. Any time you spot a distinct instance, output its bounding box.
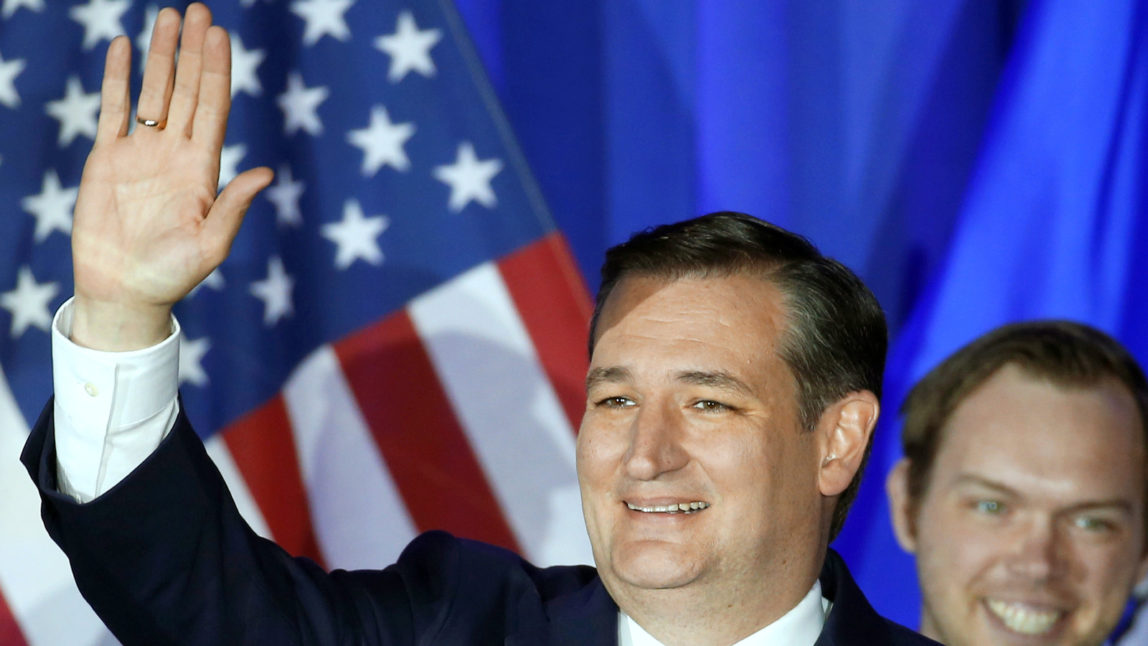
[626,501,710,514]
[985,599,1063,635]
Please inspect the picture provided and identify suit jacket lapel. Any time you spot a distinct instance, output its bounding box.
[815,549,889,646]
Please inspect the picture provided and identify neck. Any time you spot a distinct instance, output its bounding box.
[918,614,943,643]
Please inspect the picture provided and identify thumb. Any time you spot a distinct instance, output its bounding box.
[203,166,274,261]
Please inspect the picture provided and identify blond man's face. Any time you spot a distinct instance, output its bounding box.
[890,365,1148,646]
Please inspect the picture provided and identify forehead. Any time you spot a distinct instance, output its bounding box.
[930,364,1146,503]
[595,273,786,345]
[591,274,792,379]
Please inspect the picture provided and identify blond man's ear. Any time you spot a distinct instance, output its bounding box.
[886,458,919,553]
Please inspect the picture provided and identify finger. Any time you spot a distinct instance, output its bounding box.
[135,7,181,130]
[166,3,213,137]
[202,166,274,265]
[191,26,232,151]
[94,37,132,145]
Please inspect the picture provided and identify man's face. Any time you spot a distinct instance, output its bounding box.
[891,364,1148,646]
[576,274,830,617]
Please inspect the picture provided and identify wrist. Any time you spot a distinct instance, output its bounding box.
[70,294,175,351]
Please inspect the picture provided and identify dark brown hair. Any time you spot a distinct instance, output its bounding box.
[900,320,1148,515]
[590,212,888,539]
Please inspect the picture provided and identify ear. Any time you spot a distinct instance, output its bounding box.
[885,458,919,553]
[817,390,879,499]
[1136,547,1148,585]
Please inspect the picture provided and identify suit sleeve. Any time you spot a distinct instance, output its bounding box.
[20,400,451,646]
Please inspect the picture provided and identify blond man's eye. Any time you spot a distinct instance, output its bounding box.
[974,500,1004,515]
[1073,516,1115,533]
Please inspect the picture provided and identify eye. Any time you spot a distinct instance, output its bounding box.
[973,499,1004,515]
[595,396,635,409]
[1072,515,1117,533]
[691,400,731,412]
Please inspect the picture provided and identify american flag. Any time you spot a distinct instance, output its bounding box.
[0,1,594,644]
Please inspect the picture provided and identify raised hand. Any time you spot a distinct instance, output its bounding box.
[70,3,273,351]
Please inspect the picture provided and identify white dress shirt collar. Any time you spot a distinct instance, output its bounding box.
[618,580,830,646]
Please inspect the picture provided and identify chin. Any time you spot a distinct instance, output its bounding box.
[609,540,705,590]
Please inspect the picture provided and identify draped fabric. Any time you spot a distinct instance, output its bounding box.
[2,1,1145,643]
[458,0,1148,631]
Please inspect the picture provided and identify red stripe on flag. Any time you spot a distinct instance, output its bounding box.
[222,397,326,567]
[334,311,523,554]
[499,233,593,431]
[0,585,27,646]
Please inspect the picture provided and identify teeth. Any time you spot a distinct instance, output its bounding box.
[626,501,710,514]
[986,599,1062,635]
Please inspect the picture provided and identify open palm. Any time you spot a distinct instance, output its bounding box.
[70,4,271,350]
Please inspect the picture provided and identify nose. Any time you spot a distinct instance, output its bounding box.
[1005,518,1066,583]
[623,401,689,480]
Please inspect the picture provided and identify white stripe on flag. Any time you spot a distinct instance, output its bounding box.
[283,345,418,570]
[409,263,593,567]
[205,436,273,540]
[0,367,111,646]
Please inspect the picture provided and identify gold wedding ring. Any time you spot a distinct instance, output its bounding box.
[136,115,166,129]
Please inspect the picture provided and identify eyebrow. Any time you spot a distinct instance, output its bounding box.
[953,474,1135,514]
[952,474,1017,496]
[584,367,753,397]
[585,366,631,391]
[676,370,755,396]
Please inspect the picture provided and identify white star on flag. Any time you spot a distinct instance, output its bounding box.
[250,256,295,326]
[278,72,328,136]
[218,144,247,187]
[2,0,43,19]
[135,6,159,73]
[22,169,77,242]
[231,32,266,97]
[322,199,390,269]
[375,10,442,82]
[200,269,225,290]
[179,334,211,387]
[347,105,415,175]
[0,266,58,337]
[290,0,354,46]
[188,268,225,298]
[45,76,100,146]
[0,51,26,108]
[433,142,504,212]
[266,165,305,227]
[68,0,129,50]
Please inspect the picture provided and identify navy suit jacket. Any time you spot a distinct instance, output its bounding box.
[23,403,936,645]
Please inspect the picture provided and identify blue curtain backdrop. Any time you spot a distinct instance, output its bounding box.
[453,0,1147,628]
[1,0,1143,638]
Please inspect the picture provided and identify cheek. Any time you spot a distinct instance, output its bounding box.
[574,436,595,486]
[1076,541,1146,592]
[690,435,755,477]
[699,438,790,512]
[575,427,620,486]
[914,508,997,573]
[711,433,811,493]
[911,521,990,612]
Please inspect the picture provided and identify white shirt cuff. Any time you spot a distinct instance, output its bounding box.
[52,297,181,502]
